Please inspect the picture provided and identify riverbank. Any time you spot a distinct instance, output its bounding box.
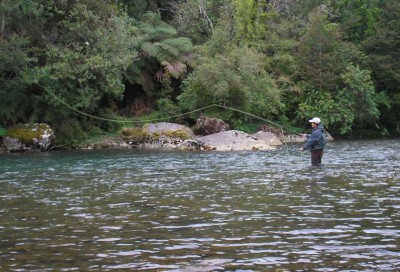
[76,129,288,151]
[1,120,302,153]
[2,119,369,153]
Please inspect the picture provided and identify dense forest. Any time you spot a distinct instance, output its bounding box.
[1,0,399,145]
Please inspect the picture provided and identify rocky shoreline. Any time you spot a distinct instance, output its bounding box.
[0,117,311,153]
[80,129,289,152]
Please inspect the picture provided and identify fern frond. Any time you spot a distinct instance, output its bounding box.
[138,13,177,39]
[161,61,187,79]
[159,43,180,58]
[127,11,194,95]
[163,37,192,52]
[181,52,196,67]
[154,25,177,37]
[141,41,160,58]
[141,11,162,24]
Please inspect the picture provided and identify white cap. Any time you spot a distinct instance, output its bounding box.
[309,117,321,124]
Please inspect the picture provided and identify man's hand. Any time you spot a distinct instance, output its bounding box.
[299,147,304,151]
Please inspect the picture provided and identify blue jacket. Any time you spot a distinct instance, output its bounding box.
[303,123,325,151]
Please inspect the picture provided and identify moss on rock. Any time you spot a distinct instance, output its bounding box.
[152,129,191,140]
[119,127,149,143]
[3,123,55,151]
[120,127,192,143]
[6,124,52,145]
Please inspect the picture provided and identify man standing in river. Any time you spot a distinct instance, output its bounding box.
[300,117,326,166]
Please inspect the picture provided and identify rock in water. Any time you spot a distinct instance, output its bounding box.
[196,130,280,151]
[2,123,55,152]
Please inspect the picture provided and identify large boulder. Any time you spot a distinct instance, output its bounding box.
[119,127,150,146]
[142,122,195,138]
[2,123,55,152]
[196,130,278,151]
[120,122,201,150]
[258,124,302,143]
[120,123,282,151]
[193,116,230,136]
[252,131,283,146]
[257,124,282,135]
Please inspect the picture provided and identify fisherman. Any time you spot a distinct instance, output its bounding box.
[300,117,326,166]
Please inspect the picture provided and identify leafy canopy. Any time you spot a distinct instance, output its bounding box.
[178,45,283,127]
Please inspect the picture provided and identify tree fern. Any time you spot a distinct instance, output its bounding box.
[161,61,187,79]
[164,37,193,52]
[126,11,193,99]
[141,41,161,58]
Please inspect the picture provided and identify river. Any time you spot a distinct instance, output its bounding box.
[0,139,399,271]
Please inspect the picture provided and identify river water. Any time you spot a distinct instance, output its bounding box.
[0,139,399,271]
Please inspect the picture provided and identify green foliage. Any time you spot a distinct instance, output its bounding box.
[232,0,279,44]
[0,127,7,137]
[298,87,353,134]
[296,5,369,91]
[298,64,382,134]
[0,1,39,126]
[178,45,283,125]
[155,98,182,123]
[53,119,89,147]
[363,0,400,92]
[297,9,344,92]
[362,0,400,133]
[0,0,140,146]
[1,0,137,124]
[119,0,149,19]
[333,0,381,43]
[28,3,137,107]
[339,65,380,124]
[294,6,386,134]
[168,0,217,44]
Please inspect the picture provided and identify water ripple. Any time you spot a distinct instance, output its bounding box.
[0,139,399,271]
